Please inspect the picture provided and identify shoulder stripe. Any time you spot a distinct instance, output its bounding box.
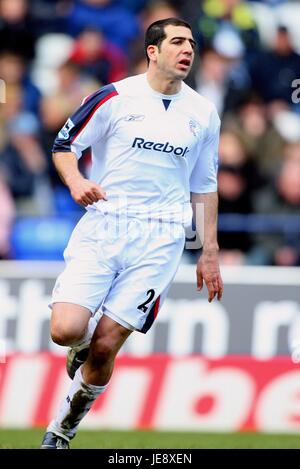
[72,89,118,143]
[82,93,92,105]
[52,84,118,154]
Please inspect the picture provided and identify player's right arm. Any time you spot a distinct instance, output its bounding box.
[52,84,118,207]
[52,152,107,207]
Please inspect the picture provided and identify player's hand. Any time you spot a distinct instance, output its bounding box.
[68,177,107,207]
[196,250,223,302]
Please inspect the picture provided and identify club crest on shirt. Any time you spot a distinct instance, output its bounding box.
[123,114,145,122]
[189,119,201,138]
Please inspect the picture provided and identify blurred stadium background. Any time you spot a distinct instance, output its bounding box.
[0,0,300,448]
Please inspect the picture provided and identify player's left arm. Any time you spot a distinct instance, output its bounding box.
[192,191,223,302]
[189,104,223,302]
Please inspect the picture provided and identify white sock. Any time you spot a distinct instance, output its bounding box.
[47,367,108,440]
[72,310,102,350]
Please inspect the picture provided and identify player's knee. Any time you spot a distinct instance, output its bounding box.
[90,337,115,364]
[51,322,83,346]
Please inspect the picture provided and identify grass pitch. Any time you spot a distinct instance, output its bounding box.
[0,429,299,449]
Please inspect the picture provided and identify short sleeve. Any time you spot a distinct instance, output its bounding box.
[52,84,118,158]
[189,106,220,194]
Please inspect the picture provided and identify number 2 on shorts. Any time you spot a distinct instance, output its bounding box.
[137,289,155,313]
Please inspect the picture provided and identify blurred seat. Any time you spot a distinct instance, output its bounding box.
[34,33,74,68]
[10,216,78,260]
[53,186,84,215]
[275,3,300,53]
[31,33,75,95]
[248,2,277,48]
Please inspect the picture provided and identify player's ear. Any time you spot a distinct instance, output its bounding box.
[147,45,158,63]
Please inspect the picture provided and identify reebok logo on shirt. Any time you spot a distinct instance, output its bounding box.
[132,137,189,157]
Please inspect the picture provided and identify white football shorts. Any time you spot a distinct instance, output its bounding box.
[51,210,185,333]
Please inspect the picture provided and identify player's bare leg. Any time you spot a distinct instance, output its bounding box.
[50,303,91,346]
[41,315,132,447]
[82,314,132,385]
[51,302,102,379]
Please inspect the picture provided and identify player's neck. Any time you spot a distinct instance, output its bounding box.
[146,70,182,95]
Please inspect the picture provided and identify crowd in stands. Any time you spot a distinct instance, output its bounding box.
[0,0,300,265]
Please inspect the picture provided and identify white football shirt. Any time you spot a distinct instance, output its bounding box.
[54,73,220,225]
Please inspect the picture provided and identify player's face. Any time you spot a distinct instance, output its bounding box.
[156,25,195,80]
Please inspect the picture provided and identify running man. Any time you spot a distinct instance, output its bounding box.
[41,17,223,449]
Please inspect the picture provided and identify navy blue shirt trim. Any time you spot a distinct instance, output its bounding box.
[52,84,118,153]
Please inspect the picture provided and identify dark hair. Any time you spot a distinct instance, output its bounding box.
[145,17,192,64]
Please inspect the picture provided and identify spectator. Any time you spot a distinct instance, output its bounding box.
[217,131,264,263]
[250,25,300,104]
[223,94,285,178]
[195,29,251,114]
[192,0,260,60]
[282,141,300,164]
[117,0,148,13]
[0,83,49,212]
[0,51,41,115]
[63,0,140,53]
[28,0,67,36]
[0,0,36,61]
[140,0,179,30]
[196,49,229,115]
[40,60,98,187]
[0,173,15,259]
[253,158,300,266]
[69,27,128,85]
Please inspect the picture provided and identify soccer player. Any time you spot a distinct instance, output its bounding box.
[40,18,223,449]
